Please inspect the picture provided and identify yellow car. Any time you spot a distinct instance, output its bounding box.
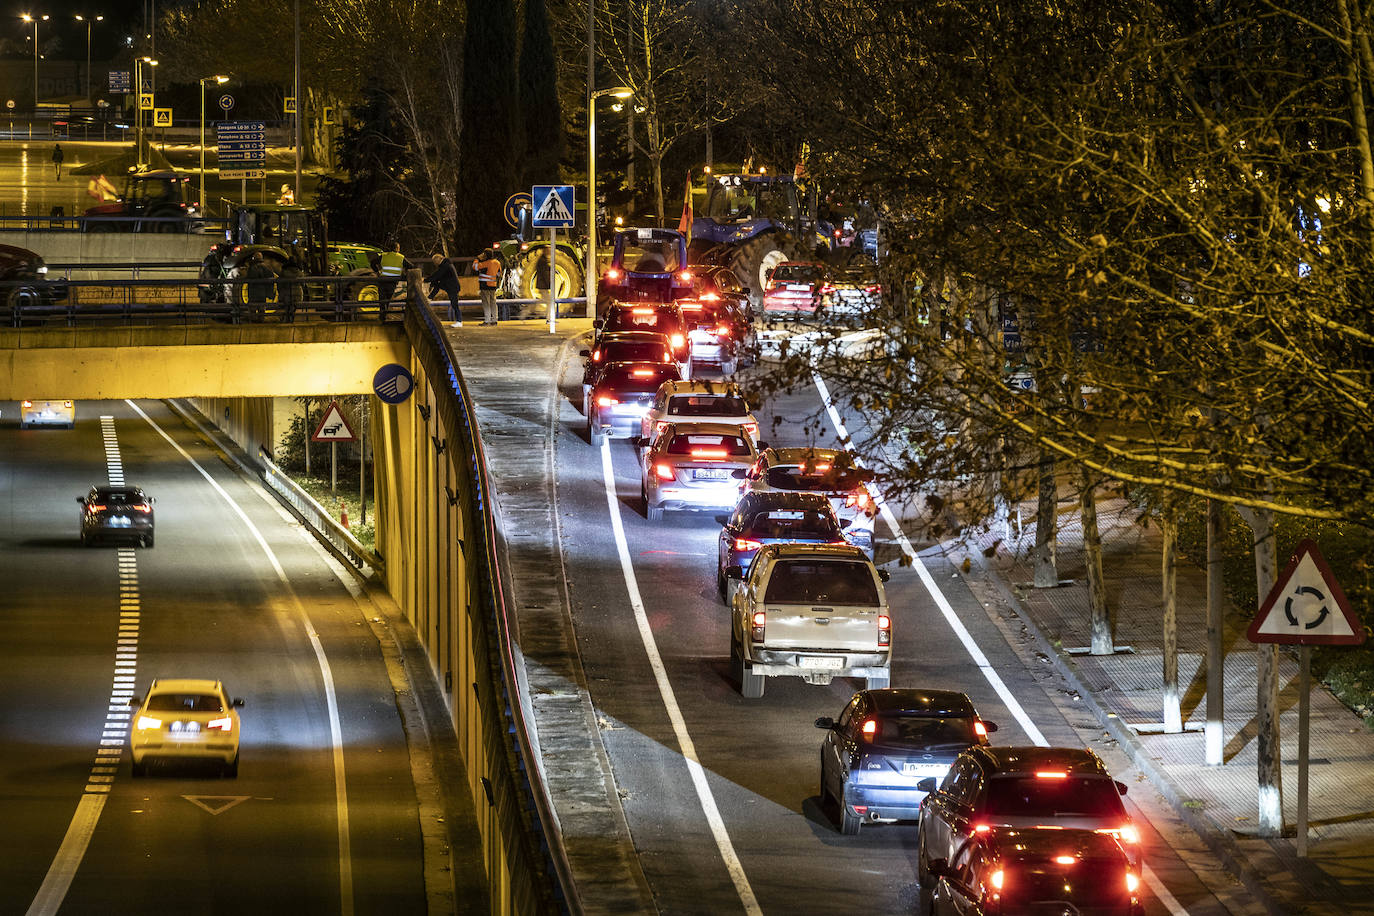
[129,679,243,777]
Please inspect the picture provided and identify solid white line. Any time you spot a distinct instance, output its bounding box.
[124,400,353,914]
[811,375,1188,916]
[599,440,763,915]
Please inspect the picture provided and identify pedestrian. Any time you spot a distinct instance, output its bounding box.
[427,253,463,327]
[243,252,276,322]
[473,247,503,326]
[377,242,409,322]
[52,143,64,181]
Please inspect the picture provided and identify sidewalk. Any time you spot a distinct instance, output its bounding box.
[962,495,1374,914]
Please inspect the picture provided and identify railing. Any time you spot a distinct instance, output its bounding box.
[404,289,578,912]
[44,261,205,280]
[259,449,384,577]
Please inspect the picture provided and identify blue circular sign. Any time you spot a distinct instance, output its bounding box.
[373,364,415,405]
[218,94,234,111]
[504,191,532,229]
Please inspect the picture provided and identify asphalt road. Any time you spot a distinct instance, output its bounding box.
[0,399,425,914]
[550,349,1264,915]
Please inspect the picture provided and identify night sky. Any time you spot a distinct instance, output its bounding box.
[8,0,146,62]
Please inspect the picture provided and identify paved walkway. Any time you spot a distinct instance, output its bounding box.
[961,495,1374,914]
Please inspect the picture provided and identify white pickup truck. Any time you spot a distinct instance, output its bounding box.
[726,542,891,698]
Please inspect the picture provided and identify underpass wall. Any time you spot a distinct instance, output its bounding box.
[182,396,286,458]
[0,231,211,273]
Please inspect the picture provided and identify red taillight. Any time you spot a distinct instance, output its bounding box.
[750,610,766,642]
[605,268,621,280]
[662,352,672,363]
[972,823,991,834]
[734,537,762,551]
[1113,824,1141,844]
[861,718,877,740]
[865,284,882,294]
[654,463,675,481]
[819,283,835,295]
[632,368,655,377]
[1125,871,1140,893]
[715,324,731,337]
[877,614,891,647]
[677,270,693,282]
[690,448,728,459]
[596,395,618,406]
[64,400,74,408]
[655,420,669,435]
[680,301,703,311]
[632,306,654,315]
[742,422,759,440]
[973,721,988,738]
[89,504,107,511]
[592,349,603,361]
[1053,855,1077,865]
[1035,770,1069,779]
[833,228,842,238]
[132,503,152,513]
[701,291,721,301]
[670,333,686,349]
[989,868,1004,890]
[810,463,832,473]
[21,400,33,408]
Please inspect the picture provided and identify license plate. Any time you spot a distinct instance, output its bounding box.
[804,656,845,669]
[108,517,131,527]
[903,763,948,777]
[693,468,729,480]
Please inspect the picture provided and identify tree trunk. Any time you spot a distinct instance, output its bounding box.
[1162,511,1181,732]
[1032,450,1058,587]
[1080,468,1113,654]
[1205,497,1225,764]
[647,112,665,226]
[1249,506,1284,836]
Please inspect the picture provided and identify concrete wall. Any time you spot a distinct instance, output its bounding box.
[0,231,214,275]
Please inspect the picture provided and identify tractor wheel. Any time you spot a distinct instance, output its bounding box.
[347,268,379,304]
[730,234,793,304]
[507,247,585,311]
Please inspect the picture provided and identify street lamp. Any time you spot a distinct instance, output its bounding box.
[586,85,632,318]
[75,15,102,101]
[20,14,49,110]
[200,75,228,211]
[134,55,156,167]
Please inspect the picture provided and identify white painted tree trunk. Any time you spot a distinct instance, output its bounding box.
[1162,513,1182,732]
[1079,469,1112,654]
[1032,451,1058,588]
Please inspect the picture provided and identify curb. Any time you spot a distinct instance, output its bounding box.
[968,550,1292,916]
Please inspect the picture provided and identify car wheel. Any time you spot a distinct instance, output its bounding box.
[224,757,238,779]
[839,789,862,835]
[131,760,146,778]
[590,417,608,447]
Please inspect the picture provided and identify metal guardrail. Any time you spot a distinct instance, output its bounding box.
[44,261,206,280]
[405,287,578,912]
[0,215,228,234]
[259,449,384,576]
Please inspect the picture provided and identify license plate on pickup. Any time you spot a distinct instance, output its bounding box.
[902,763,948,777]
[693,468,729,480]
[803,656,845,670]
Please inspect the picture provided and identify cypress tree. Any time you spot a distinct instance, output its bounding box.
[518,0,562,190]
[455,0,520,252]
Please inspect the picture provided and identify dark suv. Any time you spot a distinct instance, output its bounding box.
[915,746,1140,890]
[595,301,691,372]
[78,485,156,547]
[926,826,1144,915]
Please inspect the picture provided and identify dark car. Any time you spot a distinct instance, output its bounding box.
[78,485,156,547]
[1,243,68,327]
[594,301,691,371]
[927,826,1144,916]
[816,688,997,835]
[581,330,677,393]
[586,362,682,445]
[679,294,755,374]
[916,746,1141,889]
[716,491,845,601]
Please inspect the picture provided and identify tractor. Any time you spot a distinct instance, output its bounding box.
[82,170,201,232]
[598,226,694,310]
[690,173,839,302]
[495,205,586,316]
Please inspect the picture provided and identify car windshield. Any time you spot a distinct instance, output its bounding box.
[146,693,224,713]
[601,341,669,362]
[984,775,1126,818]
[665,433,752,457]
[763,559,879,605]
[766,464,868,492]
[744,509,840,541]
[620,235,681,272]
[607,308,680,334]
[771,264,825,285]
[668,395,749,417]
[871,715,977,748]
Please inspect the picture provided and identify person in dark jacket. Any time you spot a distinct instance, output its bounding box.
[243,252,276,322]
[427,253,462,327]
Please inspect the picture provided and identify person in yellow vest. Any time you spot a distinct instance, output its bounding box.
[377,242,410,321]
[472,247,503,325]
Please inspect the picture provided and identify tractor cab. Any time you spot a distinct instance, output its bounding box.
[223,205,332,276]
[600,227,693,304]
[83,170,199,230]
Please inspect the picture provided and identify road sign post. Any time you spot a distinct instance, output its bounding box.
[531,185,575,333]
[311,401,357,494]
[1246,539,1366,857]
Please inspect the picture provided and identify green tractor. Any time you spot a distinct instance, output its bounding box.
[495,205,586,317]
[198,204,385,306]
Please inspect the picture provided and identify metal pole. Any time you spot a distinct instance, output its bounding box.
[294,0,302,200]
[549,227,557,333]
[199,80,206,211]
[330,440,336,493]
[135,59,142,167]
[1297,645,1311,857]
[33,20,39,110]
[359,402,366,525]
[585,0,596,319]
[85,20,91,101]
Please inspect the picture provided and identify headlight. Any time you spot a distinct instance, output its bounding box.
[136,716,163,731]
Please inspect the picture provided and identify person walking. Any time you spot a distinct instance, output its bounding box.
[243,252,276,322]
[473,247,502,326]
[51,143,64,180]
[427,253,463,327]
[377,242,409,322]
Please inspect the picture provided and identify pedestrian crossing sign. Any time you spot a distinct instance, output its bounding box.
[153,108,172,127]
[284,96,297,114]
[531,184,575,228]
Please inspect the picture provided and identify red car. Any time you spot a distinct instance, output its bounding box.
[762,261,832,315]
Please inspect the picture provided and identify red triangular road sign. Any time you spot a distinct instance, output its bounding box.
[1247,539,1366,645]
[311,401,357,442]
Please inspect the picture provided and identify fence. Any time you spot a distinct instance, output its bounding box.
[259,450,384,577]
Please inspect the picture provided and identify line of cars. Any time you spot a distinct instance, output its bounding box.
[580,268,1147,912]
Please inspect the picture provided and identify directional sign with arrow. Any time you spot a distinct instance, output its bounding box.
[1247,539,1365,645]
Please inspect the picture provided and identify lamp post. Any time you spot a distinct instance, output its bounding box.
[134,55,156,167]
[20,14,49,110]
[586,86,632,319]
[200,75,228,211]
[75,14,102,102]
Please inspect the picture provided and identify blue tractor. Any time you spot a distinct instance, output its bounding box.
[690,173,839,302]
[599,226,694,307]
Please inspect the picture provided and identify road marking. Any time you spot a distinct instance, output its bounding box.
[125,400,354,916]
[812,375,1188,916]
[184,796,252,815]
[28,419,139,916]
[599,440,763,916]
